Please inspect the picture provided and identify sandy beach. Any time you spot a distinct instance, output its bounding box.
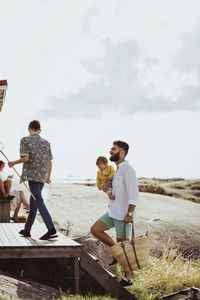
[13,180,200,258]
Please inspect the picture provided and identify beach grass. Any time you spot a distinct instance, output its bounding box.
[60,296,114,300]
[116,240,200,300]
[170,184,200,190]
[58,243,200,300]
[0,297,115,300]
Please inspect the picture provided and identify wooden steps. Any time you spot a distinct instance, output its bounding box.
[80,249,136,300]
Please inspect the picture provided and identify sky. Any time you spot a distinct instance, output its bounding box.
[0,0,200,180]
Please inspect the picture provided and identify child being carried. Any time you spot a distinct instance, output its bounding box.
[96,156,115,200]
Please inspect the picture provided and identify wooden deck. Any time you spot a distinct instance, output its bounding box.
[0,222,135,299]
[0,222,81,293]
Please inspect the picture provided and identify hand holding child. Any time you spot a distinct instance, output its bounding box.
[102,178,112,193]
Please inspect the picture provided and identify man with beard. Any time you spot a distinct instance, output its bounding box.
[91,140,139,288]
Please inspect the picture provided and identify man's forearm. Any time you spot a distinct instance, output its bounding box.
[124,204,136,223]
[9,157,29,166]
[47,160,52,179]
[128,204,136,213]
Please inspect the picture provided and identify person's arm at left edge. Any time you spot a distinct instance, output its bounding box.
[124,168,139,223]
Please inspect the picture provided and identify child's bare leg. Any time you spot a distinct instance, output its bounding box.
[11,200,22,222]
[0,180,7,197]
[4,179,11,195]
[19,191,30,210]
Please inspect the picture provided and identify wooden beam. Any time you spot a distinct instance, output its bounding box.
[80,249,136,300]
[74,257,80,294]
[0,199,11,222]
[0,246,81,259]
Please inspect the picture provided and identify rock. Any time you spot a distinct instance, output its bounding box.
[74,235,116,273]
[0,272,67,299]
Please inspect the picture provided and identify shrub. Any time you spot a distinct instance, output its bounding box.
[139,184,167,195]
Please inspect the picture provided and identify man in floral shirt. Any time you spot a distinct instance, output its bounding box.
[8,120,57,240]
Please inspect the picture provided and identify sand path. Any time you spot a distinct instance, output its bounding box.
[43,183,200,257]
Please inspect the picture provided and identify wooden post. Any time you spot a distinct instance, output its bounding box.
[74,257,80,294]
[0,199,10,223]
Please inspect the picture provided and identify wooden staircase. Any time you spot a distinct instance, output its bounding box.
[80,249,136,300]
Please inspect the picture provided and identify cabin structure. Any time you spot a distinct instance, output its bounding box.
[0,80,8,112]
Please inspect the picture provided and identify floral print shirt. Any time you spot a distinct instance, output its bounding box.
[20,134,53,183]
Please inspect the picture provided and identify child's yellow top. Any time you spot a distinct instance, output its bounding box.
[97,165,115,187]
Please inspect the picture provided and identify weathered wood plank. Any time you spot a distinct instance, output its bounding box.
[0,224,11,246]
[0,246,81,259]
[0,199,10,222]
[12,223,38,247]
[1,223,18,246]
[74,258,80,294]
[80,249,135,300]
[15,223,48,247]
[32,221,80,245]
[8,224,81,247]
[11,224,30,246]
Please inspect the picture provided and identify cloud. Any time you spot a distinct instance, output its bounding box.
[80,5,101,36]
[171,24,200,108]
[40,36,200,120]
[173,24,200,75]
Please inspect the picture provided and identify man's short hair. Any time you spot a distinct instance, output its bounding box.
[29,120,41,131]
[96,156,108,166]
[113,140,129,156]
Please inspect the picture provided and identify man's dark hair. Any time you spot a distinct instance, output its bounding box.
[113,140,129,156]
[29,120,41,131]
[96,156,108,166]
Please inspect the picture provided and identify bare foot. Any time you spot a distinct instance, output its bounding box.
[10,217,19,223]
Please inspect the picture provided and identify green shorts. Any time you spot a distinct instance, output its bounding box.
[99,211,132,239]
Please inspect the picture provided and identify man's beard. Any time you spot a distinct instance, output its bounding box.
[110,151,120,162]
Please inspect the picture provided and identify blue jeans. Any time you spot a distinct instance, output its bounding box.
[25,181,55,232]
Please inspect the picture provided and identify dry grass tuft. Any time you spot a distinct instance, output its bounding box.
[115,240,200,299]
[138,184,167,195]
[127,240,200,299]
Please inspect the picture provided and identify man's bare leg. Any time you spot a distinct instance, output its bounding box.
[117,237,132,281]
[91,220,116,247]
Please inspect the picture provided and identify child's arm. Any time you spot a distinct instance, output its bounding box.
[97,173,102,190]
[109,166,115,178]
[106,166,115,199]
